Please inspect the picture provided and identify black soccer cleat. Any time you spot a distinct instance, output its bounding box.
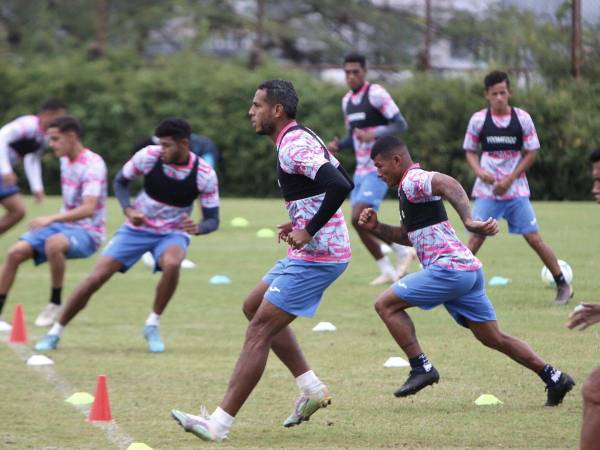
[545,373,575,406]
[394,367,440,397]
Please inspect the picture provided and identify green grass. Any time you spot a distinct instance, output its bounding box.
[1,197,599,449]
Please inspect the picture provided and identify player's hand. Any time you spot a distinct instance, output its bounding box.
[476,169,495,185]
[357,208,378,231]
[2,172,17,186]
[277,221,293,243]
[286,229,312,249]
[464,217,498,236]
[29,215,54,230]
[181,214,197,235]
[355,129,376,143]
[125,208,145,226]
[567,303,600,331]
[32,191,45,204]
[492,175,514,195]
[327,138,339,155]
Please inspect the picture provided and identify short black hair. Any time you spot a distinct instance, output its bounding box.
[371,135,406,159]
[344,53,366,68]
[40,98,67,112]
[47,116,82,137]
[591,146,600,163]
[257,79,299,119]
[484,70,510,90]
[154,118,191,141]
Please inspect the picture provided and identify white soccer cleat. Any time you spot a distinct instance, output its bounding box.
[34,303,61,327]
[283,384,332,427]
[171,406,226,442]
[396,247,417,279]
[369,272,397,286]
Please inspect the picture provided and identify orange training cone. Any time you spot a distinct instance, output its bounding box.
[87,375,113,422]
[9,304,28,344]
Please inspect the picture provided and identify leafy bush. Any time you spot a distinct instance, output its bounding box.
[1,54,597,199]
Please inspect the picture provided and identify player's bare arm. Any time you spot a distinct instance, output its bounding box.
[358,208,410,245]
[431,173,499,236]
[493,150,537,195]
[465,151,494,184]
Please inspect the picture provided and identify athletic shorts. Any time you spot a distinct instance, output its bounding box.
[101,225,190,273]
[0,177,20,200]
[262,257,348,317]
[19,222,98,266]
[472,197,539,234]
[391,265,496,328]
[350,172,388,210]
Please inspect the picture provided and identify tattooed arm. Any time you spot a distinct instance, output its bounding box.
[357,208,411,246]
[430,173,499,236]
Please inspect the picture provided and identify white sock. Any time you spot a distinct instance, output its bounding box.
[145,312,160,327]
[295,370,323,396]
[391,243,409,258]
[211,407,234,437]
[49,323,64,337]
[376,256,395,275]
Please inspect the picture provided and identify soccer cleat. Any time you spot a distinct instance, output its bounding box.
[369,272,397,286]
[396,248,417,279]
[0,318,12,332]
[545,373,575,406]
[394,367,440,397]
[283,385,331,428]
[171,408,224,442]
[554,284,574,305]
[35,334,60,352]
[143,325,165,353]
[34,303,61,327]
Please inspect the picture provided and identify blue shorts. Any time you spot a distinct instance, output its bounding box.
[472,197,539,234]
[19,223,98,266]
[101,225,190,273]
[0,177,20,200]
[391,265,496,328]
[350,172,388,210]
[262,257,348,317]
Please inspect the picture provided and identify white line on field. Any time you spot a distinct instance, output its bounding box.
[3,337,136,450]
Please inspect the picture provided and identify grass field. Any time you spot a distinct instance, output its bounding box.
[1,197,598,450]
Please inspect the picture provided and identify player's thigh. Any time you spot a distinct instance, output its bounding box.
[154,234,189,269]
[374,286,415,314]
[505,197,539,234]
[0,191,24,213]
[351,173,387,212]
[248,298,297,340]
[242,280,270,319]
[44,232,70,254]
[472,198,505,222]
[445,269,497,328]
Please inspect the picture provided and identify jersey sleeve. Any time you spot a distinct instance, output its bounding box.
[403,170,435,202]
[121,146,160,179]
[463,112,484,152]
[0,116,38,175]
[279,134,329,180]
[81,157,107,198]
[516,109,540,151]
[196,164,220,209]
[368,84,400,120]
[23,150,43,192]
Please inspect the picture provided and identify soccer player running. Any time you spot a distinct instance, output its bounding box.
[358,135,574,406]
[35,118,219,353]
[328,53,414,285]
[463,70,572,304]
[0,116,107,330]
[171,80,353,442]
[566,146,600,450]
[0,98,67,235]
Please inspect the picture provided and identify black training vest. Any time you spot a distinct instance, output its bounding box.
[344,83,389,130]
[10,136,45,157]
[277,125,331,202]
[479,108,523,152]
[398,170,448,233]
[143,155,200,207]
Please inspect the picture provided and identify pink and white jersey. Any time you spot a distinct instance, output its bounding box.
[400,166,481,271]
[122,146,219,235]
[0,115,46,193]
[342,82,400,176]
[463,107,540,199]
[277,122,351,263]
[60,149,107,246]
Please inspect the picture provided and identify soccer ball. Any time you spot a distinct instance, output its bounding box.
[541,260,573,287]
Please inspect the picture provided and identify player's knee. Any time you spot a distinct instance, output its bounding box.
[44,236,67,256]
[160,251,183,272]
[6,243,31,265]
[241,299,256,320]
[86,270,110,289]
[374,295,391,317]
[9,204,26,222]
[476,331,504,350]
[524,233,543,247]
[582,368,600,406]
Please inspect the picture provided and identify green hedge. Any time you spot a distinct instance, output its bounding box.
[1,53,597,200]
